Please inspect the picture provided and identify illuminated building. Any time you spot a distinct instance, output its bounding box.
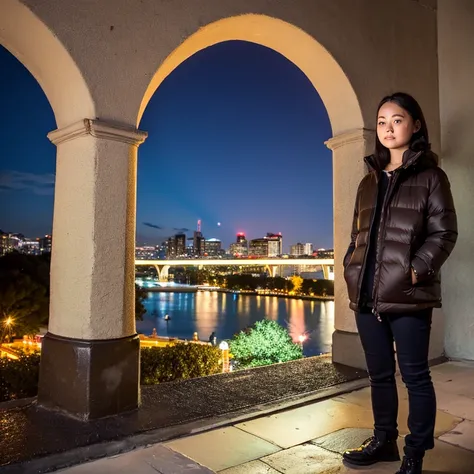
[290,243,305,256]
[290,242,313,256]
[135,245,158,260]
[38,235,52,254]
[0,232,22,255]
[22,239,40,255]
[205,238,222,256]
[314,248,335,259]
[193,231,205,256]
[249,238,268,257]
[175,233,186,257]
[229,232,248,257]
[265,233,283,257]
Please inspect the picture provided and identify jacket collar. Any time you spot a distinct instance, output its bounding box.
[364,137,435,173]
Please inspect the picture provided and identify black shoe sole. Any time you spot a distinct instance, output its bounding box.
[342,453,401,467]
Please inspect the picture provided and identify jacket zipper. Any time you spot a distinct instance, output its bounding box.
[372,171,399,321]
[355,173,379,309]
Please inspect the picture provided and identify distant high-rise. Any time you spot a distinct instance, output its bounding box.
[230,232,248,257]
[175,233,186,257]
[205,238,222,256]
[165,233,188,258]
[265,233,282,257]
[38,235,52,254]
[290,242,305,256]
[249,238,268,257]
[291,242,313,256]
[193,231,205,256]
[165,237,175,258]
[0,231,22,255]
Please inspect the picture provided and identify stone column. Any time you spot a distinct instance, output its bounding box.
[37,119,147,420]
[326,128,375,369]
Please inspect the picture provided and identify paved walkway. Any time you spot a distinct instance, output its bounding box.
[59,361,474,473]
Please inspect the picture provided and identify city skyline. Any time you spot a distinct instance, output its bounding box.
[0,40,333,252]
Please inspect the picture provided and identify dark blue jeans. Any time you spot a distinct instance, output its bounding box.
[355,309,436,459]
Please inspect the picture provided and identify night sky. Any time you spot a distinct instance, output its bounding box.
[0,41,333,252]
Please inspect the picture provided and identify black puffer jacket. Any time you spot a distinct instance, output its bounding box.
[343,146,457,315]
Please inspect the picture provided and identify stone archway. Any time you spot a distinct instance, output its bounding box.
[138,14,370,369]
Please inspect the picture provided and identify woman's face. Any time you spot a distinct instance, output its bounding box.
[377,101,420,152]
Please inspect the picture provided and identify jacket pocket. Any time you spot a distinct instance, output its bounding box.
[344,262,360,304]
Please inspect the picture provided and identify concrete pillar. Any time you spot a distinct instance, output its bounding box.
[321,265,330,280]
[326,128,375,370]
[160,265,170,282]
[438,0,474,361]
[37,119,147,420]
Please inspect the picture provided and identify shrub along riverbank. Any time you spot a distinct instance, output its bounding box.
[0,344,222,403]
[1,320,305,402]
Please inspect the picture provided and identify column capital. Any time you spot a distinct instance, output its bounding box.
[325,128,375,151]
[47,119,148,147]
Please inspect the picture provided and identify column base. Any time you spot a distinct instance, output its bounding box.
[38,332,140,420]
[332,329,367,370]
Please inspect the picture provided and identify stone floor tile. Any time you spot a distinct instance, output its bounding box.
[236,399,369,449]
[261,444,342,474]
[59,445,213,473]
[165,427,281,472]
[311,428,374,455]
[431,361,474,376]
[332,387,372,409]
[438,419,474,452]
[436,388,474,421]
[423,438,474,474]
[430,362,474,398]
[149,445,216,473]
[218,460,281,473]
[433,377,474,399]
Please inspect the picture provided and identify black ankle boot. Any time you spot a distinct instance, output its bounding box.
[343,436,400,466]
[395,456,423,474]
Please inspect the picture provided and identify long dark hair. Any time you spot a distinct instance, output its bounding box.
[375,92,431,165]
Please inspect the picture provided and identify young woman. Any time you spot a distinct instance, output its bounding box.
[342,92,458,474]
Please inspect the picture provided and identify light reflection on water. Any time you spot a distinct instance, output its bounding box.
[138,292,334,357]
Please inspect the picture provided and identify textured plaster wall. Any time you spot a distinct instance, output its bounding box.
[438,0,474,360]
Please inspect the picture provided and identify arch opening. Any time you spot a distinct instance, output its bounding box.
[138,14,363,136]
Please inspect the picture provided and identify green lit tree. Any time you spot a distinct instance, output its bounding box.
[229,320,303,369]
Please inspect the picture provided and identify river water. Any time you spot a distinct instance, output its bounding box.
[137,290,334,357]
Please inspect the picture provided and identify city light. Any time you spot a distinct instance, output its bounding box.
[4,317,13,326]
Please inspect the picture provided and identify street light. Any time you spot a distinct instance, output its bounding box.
[1,317,14,345]
[298,334,307,351]
[219,341,230,373]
